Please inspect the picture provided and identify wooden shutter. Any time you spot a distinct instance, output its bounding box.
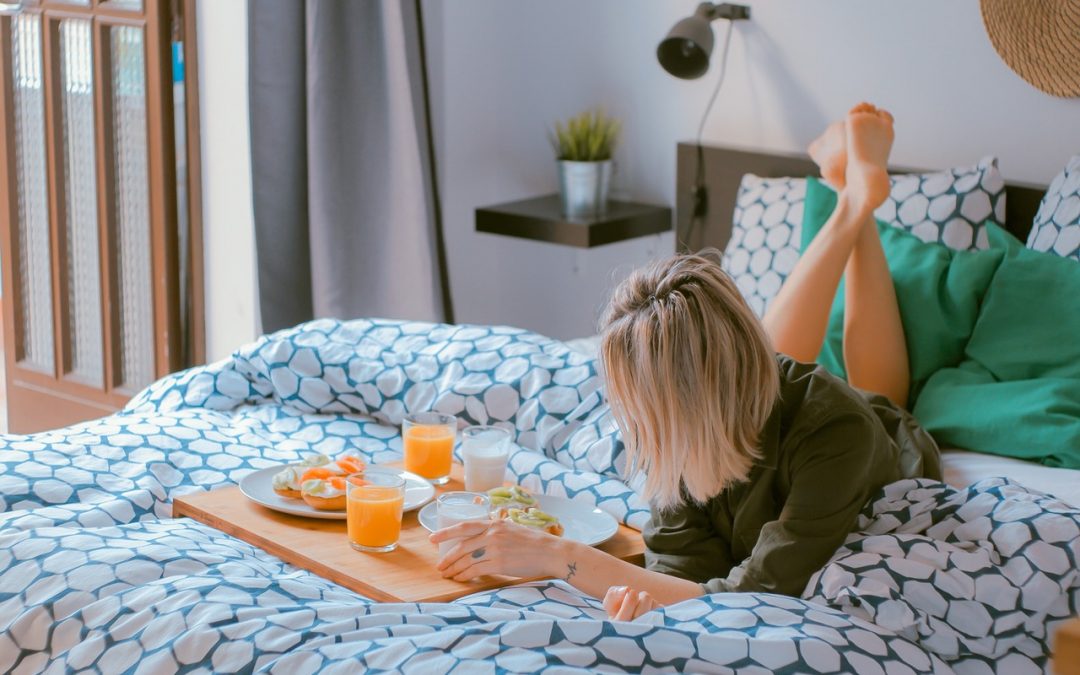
[0,0,199,431]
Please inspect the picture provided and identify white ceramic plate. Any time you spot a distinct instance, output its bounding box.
[417,494,618,546]
[239,466,435,521]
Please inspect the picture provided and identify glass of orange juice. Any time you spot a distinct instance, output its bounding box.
[346,468,406,553]
[403,412,456,485]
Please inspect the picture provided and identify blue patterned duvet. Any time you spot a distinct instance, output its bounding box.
[1,319,1077,673]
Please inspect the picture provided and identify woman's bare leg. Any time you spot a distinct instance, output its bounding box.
[763,118,864,362]
[763,103,910,407]
[840,108,909,406]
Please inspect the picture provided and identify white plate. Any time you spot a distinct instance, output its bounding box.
[417,494,618,546]
[239,466,435,521]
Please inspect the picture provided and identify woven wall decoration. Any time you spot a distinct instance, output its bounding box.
[980,0,1080,98]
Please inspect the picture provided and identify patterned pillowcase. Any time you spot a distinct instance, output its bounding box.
[1026,155,1080,261]
[722,176,805,317]
[723,157,1007,317]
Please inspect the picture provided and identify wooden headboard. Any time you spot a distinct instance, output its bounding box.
[674,143,1048,253]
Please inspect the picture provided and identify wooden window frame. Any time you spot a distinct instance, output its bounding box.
[0,0,204,430]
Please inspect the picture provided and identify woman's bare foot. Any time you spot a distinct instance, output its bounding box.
[844,102,894,216]
[808,121,847,189]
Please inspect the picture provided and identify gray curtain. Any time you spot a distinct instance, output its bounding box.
[249,0,452,332]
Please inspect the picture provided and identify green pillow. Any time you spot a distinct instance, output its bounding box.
[914,365,1080,468]
[964,226,1080,381]
[913,227,1080,467]
[800,177,1005,406]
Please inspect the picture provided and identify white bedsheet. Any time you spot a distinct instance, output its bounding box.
[942,447,1080,507]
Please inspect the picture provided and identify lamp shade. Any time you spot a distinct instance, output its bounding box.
[657,12,715,79]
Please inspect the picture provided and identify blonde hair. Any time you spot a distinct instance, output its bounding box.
[599,249,780,511]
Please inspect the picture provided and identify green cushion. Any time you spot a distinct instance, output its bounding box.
[964,226,1080,381]
[913,227,1080,467]
[914,365,1080,468]
[800,177,1005,405]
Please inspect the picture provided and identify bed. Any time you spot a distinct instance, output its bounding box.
[566,334,1080,509]
[1,147,1078,674]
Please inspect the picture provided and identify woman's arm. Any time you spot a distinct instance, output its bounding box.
[551,535,704,604]
[430,519,703,605]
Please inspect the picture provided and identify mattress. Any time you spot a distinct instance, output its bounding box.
[566,336,1080,507]
[942,447,1080,507]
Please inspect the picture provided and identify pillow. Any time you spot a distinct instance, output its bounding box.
[1026,155,1080,261]
[724,158,1006,317]
[874,156,1006,250]
[914,227,1080,468]
[801,177,1006,406]
[723,176,805,317]
[965,226,1080,381]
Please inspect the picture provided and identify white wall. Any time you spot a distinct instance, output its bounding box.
[424,0,1080,340]
[196,0,1080,354]
[197,0,258,362]
[423,0,679,340]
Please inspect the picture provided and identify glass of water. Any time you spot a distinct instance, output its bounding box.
[436,491,491,557]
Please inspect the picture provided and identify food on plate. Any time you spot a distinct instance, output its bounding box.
[302,476,347,510]
[505,507,564,537]
[273,455,331,498]
[487,485,537,517]
[297,454,368,510]
[272,454,365,500]
[272,466,306,499]
[487,486,562,536]
[335,455,366,475]
[299,466,339,484]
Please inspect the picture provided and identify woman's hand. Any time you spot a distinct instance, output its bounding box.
[434,520,698,615]
[603,586,660,620]
[431,519,573,582]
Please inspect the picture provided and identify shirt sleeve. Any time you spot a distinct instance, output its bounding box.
[643,495,734,585]
[701,411,886,596]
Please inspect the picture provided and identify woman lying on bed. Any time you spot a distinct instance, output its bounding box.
[430,103,942,620]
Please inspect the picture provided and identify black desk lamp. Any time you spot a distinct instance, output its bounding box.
[658,3,751,229]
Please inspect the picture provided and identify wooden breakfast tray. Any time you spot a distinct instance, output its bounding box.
[172,464,646,603]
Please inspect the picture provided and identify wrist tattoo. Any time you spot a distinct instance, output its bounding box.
[471,548,486,560]
[563,561,577,582]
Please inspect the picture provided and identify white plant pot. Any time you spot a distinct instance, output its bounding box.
[558,160,613,219]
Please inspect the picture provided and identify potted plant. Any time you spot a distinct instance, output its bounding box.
[552,109,620,219]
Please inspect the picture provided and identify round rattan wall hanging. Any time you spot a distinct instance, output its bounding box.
[980,0,1080,98]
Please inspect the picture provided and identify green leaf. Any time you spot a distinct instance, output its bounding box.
[550,108,620,161]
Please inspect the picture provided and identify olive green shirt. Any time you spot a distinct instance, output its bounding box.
[643,356,941,597]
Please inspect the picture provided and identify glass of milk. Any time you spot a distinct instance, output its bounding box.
[436,491,491,557]
[460,425,511,492]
